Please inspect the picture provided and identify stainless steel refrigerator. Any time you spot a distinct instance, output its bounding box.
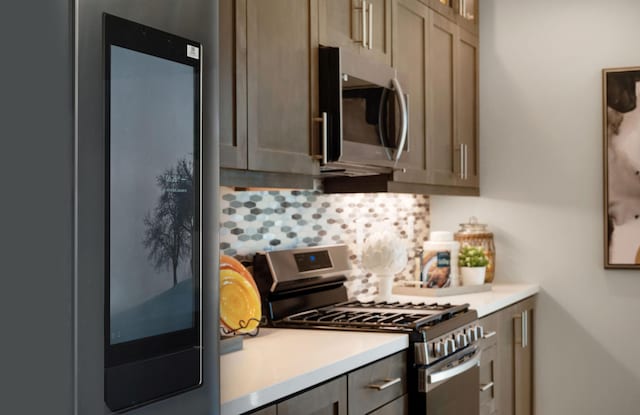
[76,1,220,414]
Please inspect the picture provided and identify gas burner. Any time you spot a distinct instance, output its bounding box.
[276,300,471,333]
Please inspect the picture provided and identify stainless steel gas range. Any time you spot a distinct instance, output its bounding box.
[253,244,484,415]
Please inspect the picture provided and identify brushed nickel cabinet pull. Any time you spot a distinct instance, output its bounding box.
[480,381,494,392]
[483,331,497,339]
[368,2,373,50]
[353,1,368,47]
[459,144,465,179]
[522,310,528,349]
[313,112,328,165]
[367,377,401,391]
[464,144,469,180]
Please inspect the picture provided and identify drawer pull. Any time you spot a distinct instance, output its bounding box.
[479,381,494,392]
[483,331,497,339]
[367,377,401,391]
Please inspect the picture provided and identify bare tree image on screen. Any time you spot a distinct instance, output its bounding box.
[144,158,194,287]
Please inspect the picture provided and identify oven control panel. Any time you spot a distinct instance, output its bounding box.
[414,322,485,366]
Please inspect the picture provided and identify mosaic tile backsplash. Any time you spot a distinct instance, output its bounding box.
[219,187,430,299]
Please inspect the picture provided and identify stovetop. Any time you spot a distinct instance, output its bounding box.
[272,300,476,340]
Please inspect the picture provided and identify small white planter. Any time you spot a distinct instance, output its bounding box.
[460,267,486,286]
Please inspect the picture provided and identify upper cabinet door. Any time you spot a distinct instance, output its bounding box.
[245,0,318,175]
[319,0,391,65]
[455,0,478,34]
[219,0,248,169]
[360,0,392,65]
[456,28,479,187]
[318,0,361,55]
[391,0,429,181]
[426,10,459,186]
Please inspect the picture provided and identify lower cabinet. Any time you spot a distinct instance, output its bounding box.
[278,376,347,415]
[479,295,536,415]
[250,406,277,415]
[247,351,407,415]
[368,394,408,415]
[246,296,535,415]
[347,350,406,415]
[479,311,498,415]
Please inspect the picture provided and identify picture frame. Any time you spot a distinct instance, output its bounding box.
[603,67,640,268]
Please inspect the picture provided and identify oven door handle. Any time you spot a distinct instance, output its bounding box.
[391,77,408,166]
[427,351,481,384]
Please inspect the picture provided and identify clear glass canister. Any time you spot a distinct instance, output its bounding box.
[454,217,496,283]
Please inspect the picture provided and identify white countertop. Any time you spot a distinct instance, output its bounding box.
[392,283,540,318]
[220,283,539,414]
[220,329,408,415]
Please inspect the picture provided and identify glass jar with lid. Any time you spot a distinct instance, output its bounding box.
[454,217,495,283]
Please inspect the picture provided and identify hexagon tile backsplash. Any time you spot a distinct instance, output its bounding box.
[219,187,430,299]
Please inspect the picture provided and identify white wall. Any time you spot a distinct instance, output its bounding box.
[430,1,640,413]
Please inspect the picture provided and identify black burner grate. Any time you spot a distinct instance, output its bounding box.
[276,300,469,332]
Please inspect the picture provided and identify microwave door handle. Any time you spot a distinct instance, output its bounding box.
[391,77,408,166]
[377,88,393,161]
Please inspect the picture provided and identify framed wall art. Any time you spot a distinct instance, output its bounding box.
[603,67,640,268]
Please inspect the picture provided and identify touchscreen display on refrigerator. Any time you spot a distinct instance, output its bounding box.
[109,44,197,345]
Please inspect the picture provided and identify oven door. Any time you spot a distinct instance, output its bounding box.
[418,346,481,415]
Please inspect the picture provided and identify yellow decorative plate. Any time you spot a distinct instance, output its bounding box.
[219,261,261,333]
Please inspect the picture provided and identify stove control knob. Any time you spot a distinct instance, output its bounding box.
[433,342,442,357]
[467,328,477,342]
[457,333,468,348]
[475,325,484,340]
[439,341,448,356]
[445,338,456,354]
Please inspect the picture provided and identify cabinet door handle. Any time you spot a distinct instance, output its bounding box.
[459,144,465,179]
[515,311,528,349]
[522,310,528,349]
[368,2,373,50]
[483,331,497,339]
[464,144,469,180]
[367,377,401,391]
[362,0,368,49]
[480,381,494,392]
[313,112,328,165]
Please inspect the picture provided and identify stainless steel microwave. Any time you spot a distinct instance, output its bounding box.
[318,46,408,176]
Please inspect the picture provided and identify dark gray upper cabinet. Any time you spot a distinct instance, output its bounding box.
[220,0,248,170]
[456,27,479,188]
[390,0,429,178]
[220,0,319,188]
[390,3,479,195]
[420,0,478,34]
[221,0,478,194]
[319,0,392,65]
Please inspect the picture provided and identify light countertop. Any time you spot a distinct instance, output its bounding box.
[392,283,540,318]
[220,329,408,415]
[220,283,539,414]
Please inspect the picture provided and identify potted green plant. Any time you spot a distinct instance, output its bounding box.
[458,245,489,285]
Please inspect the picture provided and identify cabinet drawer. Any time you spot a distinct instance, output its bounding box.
[347,351,407,415]
[480,311,499,350]
[368,394,408,415]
